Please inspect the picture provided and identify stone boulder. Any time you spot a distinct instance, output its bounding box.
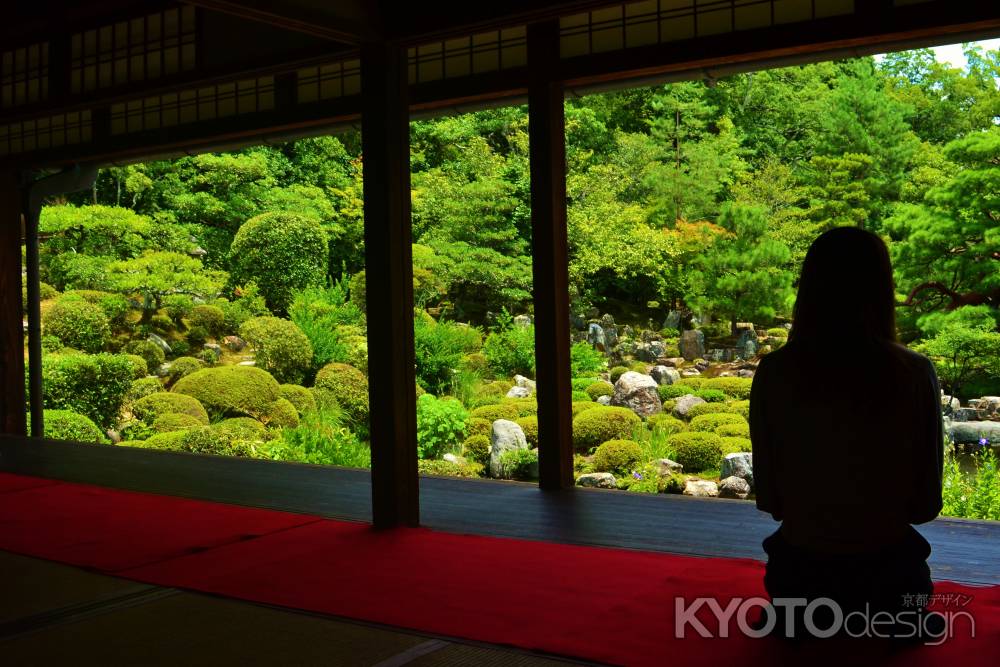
[719,476,751,499]
[941,394,960,415]
[683,479,719,497]
[489,420,528,478]
[513,314,532,328]
[679,329,705,361]
[596,395,612,406]
[514,374,537,391]
[949,420,1000,445]
[672,394,706,418]
[576,472,617,489]
[720,452,753,489]
[223,335,246,352]
[649,365,681,386]
[680,368,702,378]
[610,371,662,418]
[952,407,981,422]
[587,323,606,351]
[653,458,683,475]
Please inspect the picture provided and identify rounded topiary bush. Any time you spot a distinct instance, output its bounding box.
[43,296,110,352]
[123,354,150,379]
[214,417,269,440]
[230,211,329,312]
[572,401,600,417]
[239,316,313,385]
[502,398,538,417]
[124,340,166,375]
[132,392,210,425]
[174,426,260,457]
[572,390,593,402]
[657,384,690,401]
[188,304,226,337]
[167,356,203,385]
[674,378,705,390]
[140,430,189,452]
[690,412,746,433]
[572,377,600,392]
[279,384,317,415]
[470,403,520,423]
[647,413,687,435]
[172,365,282,421]
[152,413,204,433]
[126,377,165,403]
[41,353,136,429]
[585,381,614,401]
[42,409,108,444]
[516,415,538,447]
[475,382,509,398]
[684,402,743,420]
[572,406,641,451]
[464,417,491,439]
[668,432,723,472]
[716,421,750,438]
[609,366,629,383]
[313,362,369,425]
[694,389,727,403]
[702,377,754,400]
[721,436,752,455]
[767,327,789,339]
[263,397,300,429]
[462,434,491,466]
[591,439,643,475]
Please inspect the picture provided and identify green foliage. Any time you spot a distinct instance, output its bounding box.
[572,406,642,451]
[668,431,723,472]
[43,296,111,352]
[716,422,750,438]
[167,357,203,385]
[503,397,538,417]
[572,401,600,416]
[720,436,752,454]
[269,407,370,467]
[313,362,370,426]
[609,366,629,383]
[132,392,210,425]
[496,448,538,481]
[571,377,599,392]
[239,316,314,384]
[689,412,746,433]
[469,403,520,423]
[462,435,491,466]
[591,439,643,475]
[214,417,269,440]
[657,384,691,401]
[516,415,538,447]
[418,458,485,478]
[123,340,166,374]
[172,365,282,421]
[264,398,300,429]
[766,327,789,338]
[416,394,468,459]
[413,315,483,395]
[126,377,164,403]
[701,377,754,400]
[571,390,591,402]
[585,381,614,400]
[464,417,491,439]
[230,211,329,312]
[942,448,1000,521]
[100,251,226,323]
[287,278,364,372]
[123,355,149,379]
[570,342,606,376]
[41,410,108,444]
[152,413,205,433]
[188,304,226,337]
[40,353,136,429]
[482,313,535,378]
[694,388,726,403]
[674,378,704,390]
[647,413,687,435]
[914,312,1000,397]
[279,384,317,415]
[684,402,744,420]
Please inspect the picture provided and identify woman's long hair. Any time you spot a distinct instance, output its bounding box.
[790,227,896,344]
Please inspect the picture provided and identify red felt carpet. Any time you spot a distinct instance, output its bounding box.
[1,473,998,666]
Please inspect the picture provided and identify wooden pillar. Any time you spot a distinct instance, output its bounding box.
[528,22,574,490]
[360,40,419,527]
[0,170,26,436]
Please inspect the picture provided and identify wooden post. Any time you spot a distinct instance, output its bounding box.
[0,170,26,436]
[361,40,419,527]
[528,21,574,490]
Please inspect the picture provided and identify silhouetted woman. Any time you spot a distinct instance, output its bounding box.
[750,227,943,640]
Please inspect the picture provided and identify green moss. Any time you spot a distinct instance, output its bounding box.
[123,354,150,379]
[674,377,705,390]
[501,397,538,417]
[40,409,108,444]
[313,362,369,425]
[152,413,204,433]
[572,390,593,402]
[126,376,165,403]
[172,365,282,421]
[124,340,166,375]
[701,377,754,400]
[139,430,189,451]
[572,406,641,451]
[668,432,723,472]
[167,356,203,385]
[657,384,690,401]
[188,304,226,337]
[214,417,269,440]
[516,415,538,447]
[469,403,520,423]
[572,401,600,416]
[767,327,789,338]
[720,436,752,455]
[716,422,750,438]
[132,392,209,425]
[591,439,643,475]
[694,388,727,403]
[462,434,491,466]
[585,381,614,400]
[684,402,744,420]
[689,412,746,433]
[279,384,317,415]
[609,366,629,383]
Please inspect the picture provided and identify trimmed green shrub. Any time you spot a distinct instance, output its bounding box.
[174,426,260,457]
[41,409,107,444]
[62,290,130,325]
[694,389,727,403]
[43,296,110,352]
[674,377,705,390]
[263,398,300,429]
[702,377,754,400]
[418,458,484,478]
[720,436,752,454]
[657,384,691,401]
[572,401,600,416]
[684,402,744,420]
[572,390,592,402]
[460,352,489,375]
[126,377,164,403]
[279,384,317,415]
[124,340,165,374]
[591,439,643,475]
[151,314,174,334]
[41,335,64,353]
[716,422,750,438]
[167,356,203,385]
[502,397,538,417]
[121,354,148,379]
[647,413,687,435]
[170,340,191,357]
[172,365,282,421]
[240,316,314,384]
[230,212,329,312]
[516,415,538,447]
[662,399,676,413]
[186,326,209,347]
[668,432,723,472]
[188,304,226,337]
[609,366,629,383]
[496,448,538,480]
[462,435,491,466]
[469,403,519,423]
[139,430,189,452]
[585,381,614,400]
[152,413,204,433]
[730,400,750,420]
[474,382,509,398]
[40,353,135,429]
[663,472,686,494]
[162,294,194,326]
[570,342,606,376]
[313,362,369,426]
[690,412,746,433]
[572,377,600,392]
[464,417,491,439]
[572,406,641,451]
[215,417,269,440]
[767,327,789,338]
[416,394,468,459]
[132,392,209,425]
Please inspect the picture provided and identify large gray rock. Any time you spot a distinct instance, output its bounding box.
[650,365,681,386]
[596,395,612,406]
[952,407,981,422]
[663,310,682,332]
[610,371,662,418]
[506,386,531,399]
[720,452,753,489]
[719,476,751,500]
[679,329,705,361]
[513,314,532,328]
[683,479,719,497]
[489,420,528,478]
[672,394,706,418]
[223,335,246,351]
[576,472,617,489]
[941,394,960,415]
[736,329,758,360]
[653,458,683,475]
[949,420,1000,445]
[587,323,606,351]
[514,374,537,391]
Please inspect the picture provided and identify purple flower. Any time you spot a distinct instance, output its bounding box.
[633,471,643,480]
[980,437,990,447]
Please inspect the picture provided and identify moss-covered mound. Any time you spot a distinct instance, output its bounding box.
[132,392,210,425]
[591,439,643,475]
[152,413,205,433]
[572,406,641,451]
[313,362,369,425]
[668,432,723,472]
[172,365,282,420]
[42,409,108,444]
[516,415,538,447]
[279,384,317,415]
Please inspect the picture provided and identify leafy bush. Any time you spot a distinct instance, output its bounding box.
[126,377,164,403]
[668,432,723,472]
[571,390,592,402]
[647,413,687,435]
[41,409,108,444]
[413,315,483,395]
[123,354,150,379]
[139,430,190,452]
[720,436,752,455]
[464,417,491,439]
[585,382,614,400]
[502,397,538,417]
[483,313,535,377]
[263,398,300,428]
[516,415,538,447]
[172,365,282,421]
[313,362,369,426]
[694,389,727,403]
[171,426,261,457]
[496,448,538,480]
[702,377,754,400]
[132,392,210,425]
[462,435,491,466]
[767,327,789,338]
[279,384,317,414]
[591,439,643,475]
[188,304,226,337]
[716,422,750,438]
[43,296,111,352]
[167,357,203,385]
[674,378,705,390]
[690,412,746,433]
[239,316,314,384]
[915,316,1000,397]
[124,340,166,374]
[572,401,600,416]
[942,448,1000,520]
[418,458,484,478]
[152,413,204,433]
[469,403,520,423]
[63,289,131,326]
[571,377,599,392]
[288,279,364,371]
[658,384,690,401]
[264,408,368,464]
[572,406,641,451]
[214,417,269,440]
[186,326,209,347]
[41,353,136,429]
[618,462,667,494]
[416,394,468,459]
[684,402,744,420]
[230,211,329,312]
[162,294,194,326]
[570,342,606,376]
[609,366,629,383]
[151,314,175,334]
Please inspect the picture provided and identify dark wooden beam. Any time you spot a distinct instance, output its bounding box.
[528,21,574,491]
[184,0,375,44]
[0,171,26,437]
[360,40,419,528]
